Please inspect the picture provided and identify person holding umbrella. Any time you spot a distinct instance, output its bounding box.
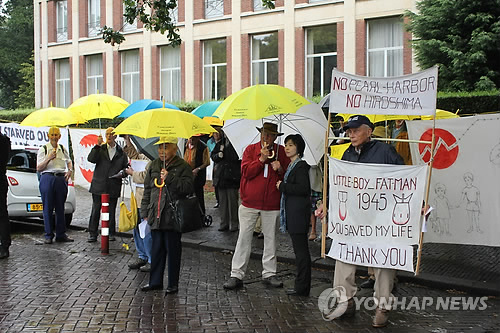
[140,137,194,295]
[87,127,129,242]
[183,135,210,215]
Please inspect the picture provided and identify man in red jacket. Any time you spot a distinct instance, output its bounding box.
[224,123,290,290]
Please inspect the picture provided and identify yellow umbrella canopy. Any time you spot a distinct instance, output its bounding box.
[68,93,129,121]
[20,107,87,127]
[213,84,310,120]
[337,109,459,123]
[113,108,217,139]
[420,109,459,120]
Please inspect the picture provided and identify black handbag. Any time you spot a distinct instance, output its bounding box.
[173,195,204,233]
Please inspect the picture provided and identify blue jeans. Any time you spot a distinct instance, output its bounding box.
[133,209,152,262]
[39,173,68,240]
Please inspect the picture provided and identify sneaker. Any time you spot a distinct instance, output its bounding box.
[262,276,283,288]
[128,258,148,269]
[213,202,219,208]
[223,277,243,290]
[44,238,53,244]
[324,298,355,320]
[140,263,151,272]
[360,278,375,289]
[372,307,390,328]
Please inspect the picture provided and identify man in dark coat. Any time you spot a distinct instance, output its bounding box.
[210,126,241,232]
[327,115,404,328]
[87,127,129,242]
[140,137,194,295]
[0,133,11,259]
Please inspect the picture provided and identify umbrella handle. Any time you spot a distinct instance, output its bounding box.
[268,150,275,159]
[154,178,165,188]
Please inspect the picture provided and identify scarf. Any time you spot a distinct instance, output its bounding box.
[279,157,302,233]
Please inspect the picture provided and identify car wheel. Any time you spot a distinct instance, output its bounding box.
[65,213,73,227]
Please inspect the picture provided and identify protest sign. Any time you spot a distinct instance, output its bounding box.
[327,158,427,272]
[407,114,500,246]
[329,66,438,116]
[0,123,69,149]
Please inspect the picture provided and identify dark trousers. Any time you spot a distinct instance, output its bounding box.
[150,230,182,288]
[88,194,117,237]
[219,188,239,230]
[194,184,206,215]
[0,182,10,248]
[39,173,68,240]
[289,233,312,295]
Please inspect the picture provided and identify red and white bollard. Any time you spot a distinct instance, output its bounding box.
[101,193,110,255]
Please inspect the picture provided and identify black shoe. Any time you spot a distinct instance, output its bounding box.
[223,277,243,290]
[109,235,116,241]
[87,235,97,243]
[324,298,356,320]
[218,226,229,231]
[44,238,53,244]
[286,289,309,296]
[128,258,148,269]
[139,263,151,272]
[360,278,375,289]
[262,276,283,288]
[165,286,178,294]
[257,232,264,239]
[213,203,219,208]
[55,236,74,243]
[141,284,163,292]
[0,246,9,259]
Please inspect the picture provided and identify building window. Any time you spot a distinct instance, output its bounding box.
[160,46,181,102]
[123,2,137,32]
[86,54,103,95]
[170,6,178,25]
[251,32,278,85]
[253,0,266,11]
[56,0,67,42]
[88,0,100,37]
[121,50,140,103]
[203,39,227,100]
[367,17,403,77]
[305,24,337,98]
[205,0,223,19]
[55,59,70,107]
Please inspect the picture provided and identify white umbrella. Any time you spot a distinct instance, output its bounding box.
[222,103,333,165]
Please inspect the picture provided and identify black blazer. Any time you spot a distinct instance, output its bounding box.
[278,160,311,234]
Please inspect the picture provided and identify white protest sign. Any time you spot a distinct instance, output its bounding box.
[327,158,427,272]
[407,114,500,246]
[0,123,69,149]
[329,66,438,116]
[69,128,130,198]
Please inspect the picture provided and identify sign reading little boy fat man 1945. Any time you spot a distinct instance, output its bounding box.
[327,158,428,272]
[329,66,438,116]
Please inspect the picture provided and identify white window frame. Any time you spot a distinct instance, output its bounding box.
[88,0,101,37]
[205,0,223,19]
[86,54,103,95]
[56,0,68,42]
[55,59,70,108]
[304,25,337,98]
[203,39,227,100]
[121,50,140,103]
[366,17,404,77]
[251,33,278,85]
[160,46,181,102]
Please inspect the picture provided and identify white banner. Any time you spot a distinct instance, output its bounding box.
[327,158,427,272]
[69,128,130,198]
[407,114,500,246]
[0,123,69,150]
[329,67,438,116]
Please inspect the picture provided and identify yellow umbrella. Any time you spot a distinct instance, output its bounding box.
[337,109,459,123]
[113,108,217,139]
[213,84,310,120]
[203,116,224,127]
[420,109,460,120]
[20,107,87,127]
[68,93,129,128]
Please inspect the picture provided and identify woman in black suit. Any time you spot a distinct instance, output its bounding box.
[276,134,311,296]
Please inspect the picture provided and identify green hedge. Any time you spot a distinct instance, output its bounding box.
[436,90,500,116]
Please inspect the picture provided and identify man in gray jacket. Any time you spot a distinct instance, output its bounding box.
[87,127,129,242]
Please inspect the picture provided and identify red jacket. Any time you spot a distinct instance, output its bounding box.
[240,142,290,210]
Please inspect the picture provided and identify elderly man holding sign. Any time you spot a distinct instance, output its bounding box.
[326,115,405,328]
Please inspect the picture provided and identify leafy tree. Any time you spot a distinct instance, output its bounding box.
[102,0,275,47]
[406,0,500,91]
[0,0,33,109]
[14,52,35,109]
